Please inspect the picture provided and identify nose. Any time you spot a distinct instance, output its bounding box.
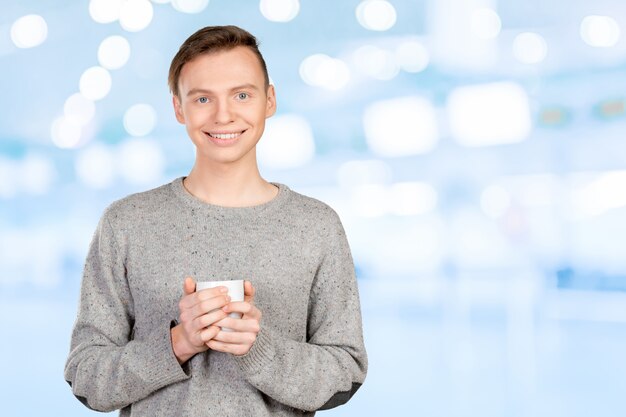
[213,98,234,124]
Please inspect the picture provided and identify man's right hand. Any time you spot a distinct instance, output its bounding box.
[171,276,231,365]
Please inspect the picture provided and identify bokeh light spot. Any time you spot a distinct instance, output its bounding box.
[395,40,430,73]
[19,154,57,195]
[76,144,116,189]
[258,114,315,169]
[470,8,501,40]
[356,0,396,32]
[171,0,210,14]
[299,54,350,90]
[51,117,83,149]
[580,15,621,48]
[98,35,131,69]
[79,66,112,101]
[513,32,548,64]
[353,45,399,80]
[89,0,123,24]
[363,96,438,157]
[10,15,48,49]
[119,0,154,32]
[260,0,300,23]
[117,139,165,185]
[123,104,157,137]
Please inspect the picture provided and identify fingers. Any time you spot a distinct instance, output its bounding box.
[212,329,258,345]
[178,280,232,343]
[223,301,261,320]
[196,286,228,300]
[205,291,261,356]
[215,316,260,333]
[178,285,227,310]
[181,308,228,347]
[183,307,229,346]
[190,294,231,318]
[207,339,255,357]
[193,308,229,329]
[199,325,221,344]
[183,276,196,295]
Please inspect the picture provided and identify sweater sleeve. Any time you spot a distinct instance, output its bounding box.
[64,208,190,412]
[235,211,368,412]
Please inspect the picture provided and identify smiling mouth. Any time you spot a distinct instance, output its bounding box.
[206,131,245,140]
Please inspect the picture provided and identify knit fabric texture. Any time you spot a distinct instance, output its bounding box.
[64,177,368,416]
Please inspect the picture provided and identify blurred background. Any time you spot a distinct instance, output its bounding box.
[1,0,626,416]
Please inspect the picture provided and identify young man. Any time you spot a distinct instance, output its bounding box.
[64,26,367,416]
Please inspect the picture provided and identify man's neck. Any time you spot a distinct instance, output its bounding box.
[183,161,278,208]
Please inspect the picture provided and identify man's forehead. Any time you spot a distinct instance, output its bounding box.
[185,47,261,71]
[178,49,265,86]
[179,74,265,93]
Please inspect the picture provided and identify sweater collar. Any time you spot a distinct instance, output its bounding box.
[170,177,290,218]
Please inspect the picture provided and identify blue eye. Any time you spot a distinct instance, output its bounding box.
[237,92,248,100]
[198,97,208,104]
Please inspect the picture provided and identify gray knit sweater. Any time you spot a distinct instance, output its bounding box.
[64,177,368,416]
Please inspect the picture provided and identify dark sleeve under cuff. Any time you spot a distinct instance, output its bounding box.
[318,382,363,410]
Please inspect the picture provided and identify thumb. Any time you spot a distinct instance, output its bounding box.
[183,276,196,295]
[244,280,255,304]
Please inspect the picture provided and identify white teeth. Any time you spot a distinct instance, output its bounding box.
[209,132,241,139]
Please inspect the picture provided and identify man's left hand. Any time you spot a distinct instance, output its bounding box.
[207,280,262,356]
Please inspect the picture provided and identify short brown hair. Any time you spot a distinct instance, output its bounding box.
[168,25,269,97]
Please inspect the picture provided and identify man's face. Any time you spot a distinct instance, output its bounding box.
[173,46,276,167]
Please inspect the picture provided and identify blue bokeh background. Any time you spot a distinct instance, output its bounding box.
[2,1,626,416]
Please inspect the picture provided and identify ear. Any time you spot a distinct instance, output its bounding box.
[265,85,277,118]
[173,95,185,124]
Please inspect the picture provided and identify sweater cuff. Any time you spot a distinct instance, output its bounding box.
[234,327,276,375]
[142,319,191,392]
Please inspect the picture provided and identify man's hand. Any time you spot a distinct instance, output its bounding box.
[171,277,231,364]
[208,280,262,356]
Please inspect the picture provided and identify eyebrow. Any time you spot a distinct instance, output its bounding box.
[186,84,261,97]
